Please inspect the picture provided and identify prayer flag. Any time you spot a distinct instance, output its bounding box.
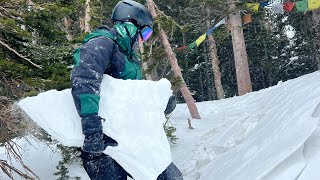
[196,34,206,47]
[260,2,270,7]
[272,3,284,14]
[246,3,260,12]
[296,0,308,12]
[188,41,197,50]
[308,0,320,10]
[283,2,296,12]
[215,18,227,27]
[206,18,226,35]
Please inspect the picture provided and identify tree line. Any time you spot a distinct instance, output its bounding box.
[0,0,319,121]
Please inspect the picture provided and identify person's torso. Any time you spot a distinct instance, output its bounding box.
[85,27,142,80]
[105,45,142,80]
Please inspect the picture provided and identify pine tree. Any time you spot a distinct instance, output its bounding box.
[147,0,201,119]
[312,9,320,69]
[229,1,252,95]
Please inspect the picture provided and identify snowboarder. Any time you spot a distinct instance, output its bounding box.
[70,0,183,179]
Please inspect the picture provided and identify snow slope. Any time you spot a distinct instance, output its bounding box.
[1,71,320,180]
[171,71,320,180]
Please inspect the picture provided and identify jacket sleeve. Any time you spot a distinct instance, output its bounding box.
[164,95,177,116]
[71,36,115,135]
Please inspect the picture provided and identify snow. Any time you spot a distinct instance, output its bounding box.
[17,75,173,180]
[170,71,320,180]
[1,71,320,180]
[289,56,299,61]
[285,25,295,39]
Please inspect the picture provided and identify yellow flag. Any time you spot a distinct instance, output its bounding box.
[308,0,320,10]
[246,3,260,12]
[196,34,206,47]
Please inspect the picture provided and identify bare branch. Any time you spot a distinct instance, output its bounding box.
[0,40,42,69]
[148,37,158,57]
[0,159,37,180]
[0,97,40,179]
[188,118,194,129]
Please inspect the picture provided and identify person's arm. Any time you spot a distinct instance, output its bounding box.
[71,36,115,154]
[164,95,177,116]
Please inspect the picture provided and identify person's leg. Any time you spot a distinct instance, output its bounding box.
[157,162,183,180]
[82,152,127,180]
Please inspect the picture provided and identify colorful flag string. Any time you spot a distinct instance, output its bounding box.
[176,0,320,51]
[177,18,226,51]
[243,0,320,13]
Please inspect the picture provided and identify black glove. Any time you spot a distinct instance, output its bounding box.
[81,114,104,155]
[81,114,118,157]
[81,134,118,160]
[164,95,177,116]
[83,130,105,155]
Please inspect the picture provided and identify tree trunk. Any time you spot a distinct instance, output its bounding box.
[139,39,153,80]
[146,0,201,119]
[197,57,205,101]
[229,2,252,96]
[312,9,320,70]
[203,44,214,100]
[84,0,91,33]
[63,17,73,41]
[26,0,37,45]
[206,8,225,100]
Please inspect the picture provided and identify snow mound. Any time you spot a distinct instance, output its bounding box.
[171,71,320,180]
[18,75,173,180]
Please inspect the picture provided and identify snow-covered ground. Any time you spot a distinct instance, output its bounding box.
[1,71,320,180]
[171,71,320,180]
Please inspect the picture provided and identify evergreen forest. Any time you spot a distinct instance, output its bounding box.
[0,0,320,178]
[1,0,319,101]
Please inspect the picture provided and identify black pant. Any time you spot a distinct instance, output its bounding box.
[82,153,184,180]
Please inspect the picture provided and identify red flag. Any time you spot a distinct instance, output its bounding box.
[176,45,188,51]
[283,2,295,12]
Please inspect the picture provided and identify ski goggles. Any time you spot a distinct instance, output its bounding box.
[140,26,153,42]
